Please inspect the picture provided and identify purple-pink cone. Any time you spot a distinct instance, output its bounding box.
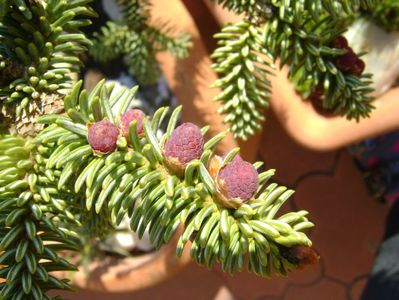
[120,109,145,136]
[222,153,243,164]
[88,120,120,153]
[336,47,357,72]
[164,123,204,165]
[218,159,259,200]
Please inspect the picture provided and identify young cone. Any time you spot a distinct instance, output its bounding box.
[215,157,259,208]
[120,108,145,136]
[163,122,204,175]
[88,120,120,154]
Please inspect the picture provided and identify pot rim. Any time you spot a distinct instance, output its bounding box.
[55,228,191,293]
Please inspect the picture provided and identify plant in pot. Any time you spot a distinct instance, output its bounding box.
[205,0,399,150]
[0,1,317,299]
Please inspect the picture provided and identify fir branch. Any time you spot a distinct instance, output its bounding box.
[265,12,374,120]
[211,0,376,140]
[33,80,315,278]
[363,0,399,32]
[124,34,161,85]
[214,0,376,18]
[211,21,273,140]
[119,0,151,30]
[305,0,377,18]
[146,25,192,58]
[90,22,165,84]
[0,1,320,298]
[0,135,81,299]
[0,0,95,131]
[90,22,128,63]
[90,0,191,85]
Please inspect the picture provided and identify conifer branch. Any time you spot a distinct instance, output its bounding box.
[90,0,191,85]
[32,80,315,280]
[0,0,95,121]
[364,0,399,32]
[215,0,376,17]
[0,64,316,300]
[0,135,81,299]
[211,21,273,140]
[120,0,151,30]
[211,0,377,140]
[265,13,374,120]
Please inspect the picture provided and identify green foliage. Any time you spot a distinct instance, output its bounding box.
[214,0,265,17]
[211,21,273,140]
[300,0,375,18]
[215,0,376,17]
[0,0,95,120]
[264,6,374,119]
[364,0,399,32]
[32,80,313,279]
[121,0,150,30]
[0,136,81,299]
[90,0,191,85]
[211,0,376,140]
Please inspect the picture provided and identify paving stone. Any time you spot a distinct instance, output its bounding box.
[215,259,322,300]
[295,151,388,283]
[282,278,347,300]
[349,276,368,300]
[259,112,338,187]
[215,269,289,299]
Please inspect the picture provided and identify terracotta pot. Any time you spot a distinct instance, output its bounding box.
[152,0,262,161]
[268,68,399,151]
[203,0,399,151]
[56,228,191,293]
[203,0,242,24]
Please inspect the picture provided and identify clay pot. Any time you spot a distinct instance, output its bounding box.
[56,228,191,293]
[268,67,399,151]
[202,0,399,151]
[152,0,262,161]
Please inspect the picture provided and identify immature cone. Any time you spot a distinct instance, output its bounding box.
[281,246,319,270]
[336,47,358,72]
[88,120,120,153]
[350,59,365,77]
[309,86,336,117]
[120,109,145,137]
[216,158,259,208]
[331,35,349,49]
[331,36,365,77]
[222,153,243,163]
[209,154,243,178]
[163,123,204,175]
